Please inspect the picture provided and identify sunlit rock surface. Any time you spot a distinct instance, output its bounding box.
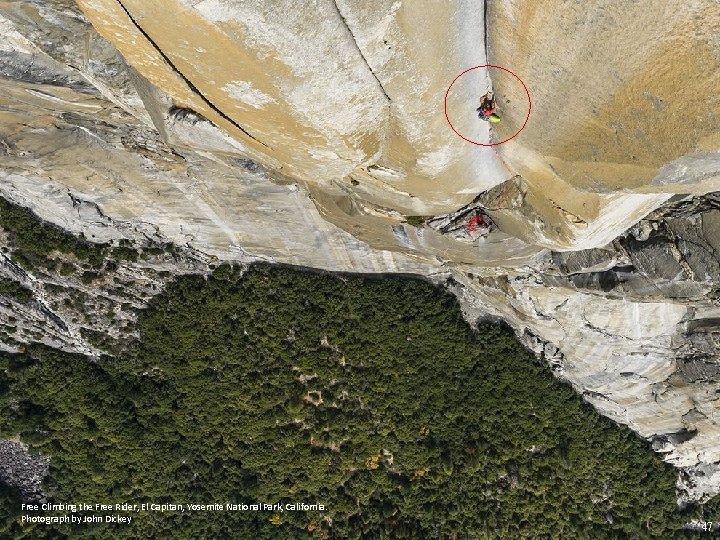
[1,0,720,501]
[487,0,720,249]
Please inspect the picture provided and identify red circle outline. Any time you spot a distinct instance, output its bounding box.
[444,64,532,147]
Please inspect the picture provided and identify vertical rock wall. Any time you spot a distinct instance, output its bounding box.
[486,0,720,249]
[77,0,511,217]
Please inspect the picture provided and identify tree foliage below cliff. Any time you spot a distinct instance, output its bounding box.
[0,264,707,537]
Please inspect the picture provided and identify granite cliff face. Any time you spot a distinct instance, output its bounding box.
[1,0,720,502]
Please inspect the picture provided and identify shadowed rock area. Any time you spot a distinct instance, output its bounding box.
[0,440,49,503]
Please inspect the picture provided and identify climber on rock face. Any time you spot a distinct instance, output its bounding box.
[477,91,501,123]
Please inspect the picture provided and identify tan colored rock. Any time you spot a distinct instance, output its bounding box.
[487,0,720,249]
[77,0,512,218]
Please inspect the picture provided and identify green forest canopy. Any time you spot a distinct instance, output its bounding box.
[2,263,718,538]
